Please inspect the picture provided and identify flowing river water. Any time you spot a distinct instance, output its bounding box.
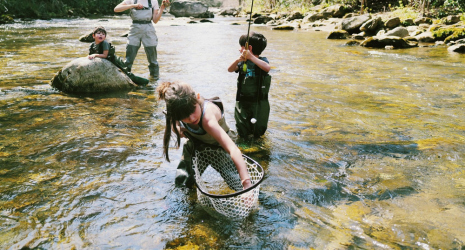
[1,14,465,249]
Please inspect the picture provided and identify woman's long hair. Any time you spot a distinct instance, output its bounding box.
[156,81,198,162]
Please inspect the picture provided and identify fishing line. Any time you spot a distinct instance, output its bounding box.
[242,0,254,73]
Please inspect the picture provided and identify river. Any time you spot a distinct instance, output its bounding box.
[1,13,465,249]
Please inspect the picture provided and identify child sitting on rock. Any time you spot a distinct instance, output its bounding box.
[88,26,149,86]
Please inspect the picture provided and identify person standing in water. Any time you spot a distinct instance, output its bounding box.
[157,81,253,190]
[228,32,272,139]
[114,0,170,79]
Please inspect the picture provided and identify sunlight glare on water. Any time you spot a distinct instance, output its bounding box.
[1,13,465,249]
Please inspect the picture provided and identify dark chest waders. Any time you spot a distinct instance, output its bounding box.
[235,62,272,138]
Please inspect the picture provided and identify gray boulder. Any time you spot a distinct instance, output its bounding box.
[443,15,461,25]
[303,12,330,23]
[341,14,371,33]
[50,57,136,94]
[286,11,304,21]
[327,30,349,39]
[360,16,381,32]
[169,0,211,18]
[254,15,273,24]
[415,31,435,43]
[384,17,400,29]
[384,27,409,38]
[414,17,433,25]
[321,4,347,18]
[219,7,239,16]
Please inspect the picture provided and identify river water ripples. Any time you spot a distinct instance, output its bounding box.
[1,14,465,249]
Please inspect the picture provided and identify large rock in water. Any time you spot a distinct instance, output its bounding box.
[169,0,210,18]
[50,57,136,94]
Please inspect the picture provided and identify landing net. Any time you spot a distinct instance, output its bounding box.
[192,147,264,219]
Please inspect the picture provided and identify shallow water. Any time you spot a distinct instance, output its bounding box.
[1,14,465,249]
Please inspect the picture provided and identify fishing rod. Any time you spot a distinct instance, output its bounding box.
[242,0,254,73]
[242,0,260,141]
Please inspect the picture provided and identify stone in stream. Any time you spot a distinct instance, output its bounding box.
[50,57,137,94]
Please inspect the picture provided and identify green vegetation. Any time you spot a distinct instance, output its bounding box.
[0,0,463,19]
[431,26,465,43]
[0,0,160,19]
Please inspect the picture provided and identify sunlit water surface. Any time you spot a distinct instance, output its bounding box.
[1,14,465,249]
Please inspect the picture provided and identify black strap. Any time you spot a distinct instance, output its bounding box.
[132,20,151,24]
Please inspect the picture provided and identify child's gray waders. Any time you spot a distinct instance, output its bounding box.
[126,0,159,77]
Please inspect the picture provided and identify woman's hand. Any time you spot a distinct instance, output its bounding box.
[242,178,252,189]
[133,3,143,9]
[162,0,170,7]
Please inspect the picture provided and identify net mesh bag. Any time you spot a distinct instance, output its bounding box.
[192,147,264,219]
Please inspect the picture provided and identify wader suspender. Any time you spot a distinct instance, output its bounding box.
[134,0,153,19]
[134,0,152,7]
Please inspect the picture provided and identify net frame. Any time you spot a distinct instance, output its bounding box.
[192,147,265,219]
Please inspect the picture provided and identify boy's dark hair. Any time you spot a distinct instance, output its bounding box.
[239,32,267,55]
[93,26,107,36]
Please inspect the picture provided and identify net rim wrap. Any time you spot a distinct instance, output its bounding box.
[193,149,265,199]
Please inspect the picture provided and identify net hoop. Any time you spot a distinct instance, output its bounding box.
[194,153,265,198]
[192,147,264,219]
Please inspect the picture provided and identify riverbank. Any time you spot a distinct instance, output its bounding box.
[212,5,465,52]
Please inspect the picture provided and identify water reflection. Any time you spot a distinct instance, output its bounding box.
[1,14,465,249]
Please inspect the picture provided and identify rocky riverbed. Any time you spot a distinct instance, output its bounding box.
[213,4,465,53]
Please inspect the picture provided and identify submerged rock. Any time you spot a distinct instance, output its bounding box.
[448,44,465,53]
[360,36,418,49]
[50,57,137,94]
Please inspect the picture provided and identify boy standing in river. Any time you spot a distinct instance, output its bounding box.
[88,26,149,86]
[227,32,272,139]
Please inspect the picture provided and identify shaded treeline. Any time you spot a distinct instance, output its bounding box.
[0,0,463,19]
[0,0,157,19]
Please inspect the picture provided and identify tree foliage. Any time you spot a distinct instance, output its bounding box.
[0,0,463,19]
[0,0,136,19]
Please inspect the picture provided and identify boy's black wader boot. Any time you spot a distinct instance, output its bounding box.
[127,72,149,86]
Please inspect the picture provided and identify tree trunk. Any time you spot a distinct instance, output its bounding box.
[420,0,426,17]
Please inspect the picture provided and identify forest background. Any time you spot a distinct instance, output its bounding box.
[0,0,464,20]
